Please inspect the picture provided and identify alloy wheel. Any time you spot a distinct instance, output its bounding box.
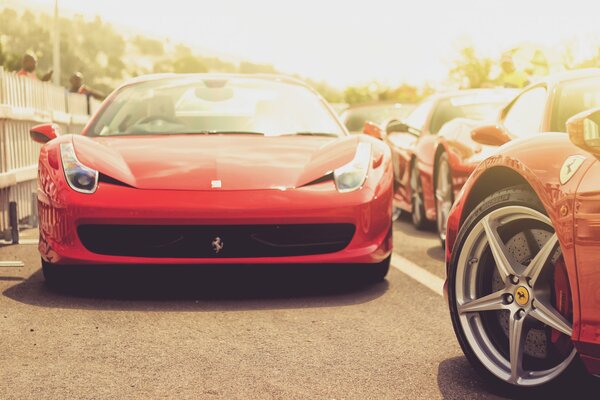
[455,205,576,387]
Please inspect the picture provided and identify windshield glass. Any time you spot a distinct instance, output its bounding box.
[428,92,515,134]
[552,77,600,132]
[88,77,345,137]
[340,103,415,132]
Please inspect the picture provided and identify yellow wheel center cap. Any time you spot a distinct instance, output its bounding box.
[515,286,530,306]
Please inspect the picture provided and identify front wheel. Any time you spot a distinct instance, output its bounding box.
[448,186,580,393]
[362,255,391,283]
[435,153,453,248]
[41,259,73,288]
[410,163,427,230]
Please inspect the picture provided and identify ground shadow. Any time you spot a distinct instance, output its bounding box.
[426,245,445,262]
[438,356,600,400]
[3,263,389,312]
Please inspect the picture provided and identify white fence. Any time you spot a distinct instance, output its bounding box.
[0,66,101,243]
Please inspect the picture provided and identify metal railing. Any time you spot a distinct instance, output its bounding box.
[0,66,102,243]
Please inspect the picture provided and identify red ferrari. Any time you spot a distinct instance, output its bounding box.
[389,69,600,249]
[30,74,394,285]
[378,89,515,234]
[445,107,600,389]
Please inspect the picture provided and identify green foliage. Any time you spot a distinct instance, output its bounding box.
[342,82,422,105]
[449,47,493,89]
[239,61,277,74]
[0,7,423,105]
[131,35,164,56]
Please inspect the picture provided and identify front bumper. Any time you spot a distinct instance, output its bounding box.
[39,181,393,266]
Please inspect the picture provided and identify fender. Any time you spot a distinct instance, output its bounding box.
[445,133,597,345]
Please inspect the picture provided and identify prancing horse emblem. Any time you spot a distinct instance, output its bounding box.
[211,236,224,254]
[560,155,586,185]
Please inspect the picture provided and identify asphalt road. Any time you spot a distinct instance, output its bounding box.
[1,216,598,399]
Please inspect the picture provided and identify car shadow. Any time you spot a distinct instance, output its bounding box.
[437,356,600,400]
[3,264,389,312]
[426,245,445,262]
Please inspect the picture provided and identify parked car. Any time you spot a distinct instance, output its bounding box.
[381,69,600,248]
[444,106,600,390]
[30,74,394,285]
[340,102,415,134]
[367,89,515,231]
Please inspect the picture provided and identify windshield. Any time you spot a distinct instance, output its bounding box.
[552,77,600,132]
[88,77,345,137]
[340,103,415,132]
[428,92,514,134]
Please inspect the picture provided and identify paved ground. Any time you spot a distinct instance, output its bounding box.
[1,216,598,399]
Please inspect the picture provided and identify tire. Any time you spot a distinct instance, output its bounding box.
[392,205,402,221]
[435,153,453,248]
[410,162,427,230]
[364,255,391,283]
[41,259,72,289]
[447,185,582,394]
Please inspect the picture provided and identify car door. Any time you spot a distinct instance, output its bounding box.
[573,159,600,346]
[385,98,435,211]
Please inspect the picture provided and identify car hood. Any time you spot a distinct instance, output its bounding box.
[72,134,358,191]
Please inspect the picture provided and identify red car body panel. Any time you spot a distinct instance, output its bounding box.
[444,133,600,375]
[386,89,515,220]
[37,75,394,268]
[396,70,600,226]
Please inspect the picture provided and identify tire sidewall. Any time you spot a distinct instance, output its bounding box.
[436,153,452,245]
[447,185,581,393]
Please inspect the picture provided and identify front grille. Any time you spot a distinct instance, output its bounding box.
[77,224,355,258]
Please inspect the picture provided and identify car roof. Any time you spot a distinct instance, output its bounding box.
[116,73,313,91]
[533,68,600,86]
[343,101,414,111]
[431,88,519,101]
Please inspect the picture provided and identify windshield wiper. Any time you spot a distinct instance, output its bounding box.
[191,131,265,135]
[279,132,339,137]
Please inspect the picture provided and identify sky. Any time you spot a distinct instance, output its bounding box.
[11,0,600,88]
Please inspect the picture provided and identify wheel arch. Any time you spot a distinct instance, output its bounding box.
[460,166,534,226]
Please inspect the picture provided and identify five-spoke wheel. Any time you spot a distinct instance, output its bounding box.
[449,186,578,390]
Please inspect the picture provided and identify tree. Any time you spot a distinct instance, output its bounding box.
[449,47,493,88]
[131,35,164,56]
[239,61,276,74]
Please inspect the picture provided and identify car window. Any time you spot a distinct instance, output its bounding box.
[89,77,345,137]
[340,104,415,132]
[404,99,434,132]
[552,77,600,132]
[502,87,547,137]
[428,92,514,134]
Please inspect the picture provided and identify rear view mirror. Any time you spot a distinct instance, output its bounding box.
[362,121,383,140]
[470,125,511,146]
[30,123,60,144]
[386,120,410,135]
[567,107,600,155]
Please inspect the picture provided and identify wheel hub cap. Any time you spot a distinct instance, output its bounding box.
[515,286,530,306]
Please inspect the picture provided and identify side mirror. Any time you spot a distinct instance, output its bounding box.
[567,107,600,155]
[362,120,383,140]
[385,119,410,135]
[470,125,511,146]
[30,123,60,144]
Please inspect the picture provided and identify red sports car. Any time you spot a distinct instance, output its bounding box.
[396,69,600,248]
[445,107,600,389]
[379,89,515,233]
[30,74,394,285]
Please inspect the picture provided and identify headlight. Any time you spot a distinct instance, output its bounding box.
[334,142,371,193]
[60,142,98,194]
